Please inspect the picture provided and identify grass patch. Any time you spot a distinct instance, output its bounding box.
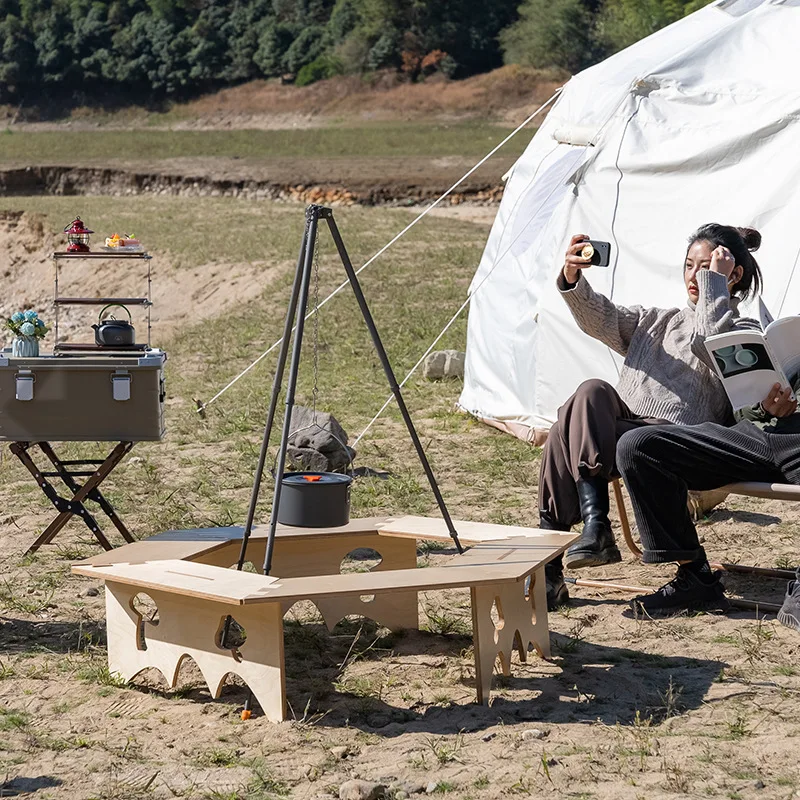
[0,122,528,164]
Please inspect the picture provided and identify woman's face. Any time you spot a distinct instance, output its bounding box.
[684,239,715,301]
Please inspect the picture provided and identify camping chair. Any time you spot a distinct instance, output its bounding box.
[611,478,799,582]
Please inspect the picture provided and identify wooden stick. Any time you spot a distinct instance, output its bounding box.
[564,576,782,613]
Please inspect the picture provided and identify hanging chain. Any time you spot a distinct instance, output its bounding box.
[311,221,321,422]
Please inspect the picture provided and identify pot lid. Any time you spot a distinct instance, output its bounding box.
[282,472,352,485]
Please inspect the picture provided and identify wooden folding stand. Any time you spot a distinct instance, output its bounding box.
[11,440,135,554]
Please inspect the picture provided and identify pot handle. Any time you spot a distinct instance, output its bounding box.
[98,303,132,323]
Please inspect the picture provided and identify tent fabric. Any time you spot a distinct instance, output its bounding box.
[458,0,800,440]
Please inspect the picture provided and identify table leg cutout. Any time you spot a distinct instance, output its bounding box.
[105,584,287,722]
[471,569,551,704]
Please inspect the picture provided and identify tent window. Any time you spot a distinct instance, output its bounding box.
[509,147,588,259]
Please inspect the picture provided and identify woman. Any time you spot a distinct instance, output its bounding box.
[541,224,763,609]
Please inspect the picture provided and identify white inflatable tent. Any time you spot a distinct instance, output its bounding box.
[458,0,800,445]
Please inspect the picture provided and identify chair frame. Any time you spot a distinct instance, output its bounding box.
[611,478,798,580]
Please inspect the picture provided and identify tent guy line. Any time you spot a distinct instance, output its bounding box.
[197,87,563,413]
[351,139,592,448]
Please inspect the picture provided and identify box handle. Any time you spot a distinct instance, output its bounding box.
[112,372,131,402]
[16,371,34,401]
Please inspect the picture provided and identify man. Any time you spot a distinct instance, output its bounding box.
[616,379,800,629]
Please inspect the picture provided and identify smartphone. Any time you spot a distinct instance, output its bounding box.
[581,240,611,267]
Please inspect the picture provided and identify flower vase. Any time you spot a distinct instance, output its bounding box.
[12,335,39,358]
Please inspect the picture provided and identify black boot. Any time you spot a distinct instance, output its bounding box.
[565,477,622,569]
[539,512,570,610]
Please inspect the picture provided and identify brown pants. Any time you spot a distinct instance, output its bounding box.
[538,379,669,527]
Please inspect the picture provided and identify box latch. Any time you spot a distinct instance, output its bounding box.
[15,370,34,401]
[112,372,131,402]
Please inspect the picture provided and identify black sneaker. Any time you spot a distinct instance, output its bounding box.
[778,569,800,633]
[630,566,730,617]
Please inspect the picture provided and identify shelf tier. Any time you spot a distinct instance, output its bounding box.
[53,252,151,260]
[54,297,152,306]
[54,343,150,352]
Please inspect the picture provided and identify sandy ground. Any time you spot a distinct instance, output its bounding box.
[0,211,280,345]
[0,486,798,800]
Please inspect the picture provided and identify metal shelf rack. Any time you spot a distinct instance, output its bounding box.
[52,251,153,351]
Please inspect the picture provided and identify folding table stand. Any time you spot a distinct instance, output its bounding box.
[10,440,135,554]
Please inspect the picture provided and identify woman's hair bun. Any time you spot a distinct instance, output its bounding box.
[736,226,761,251]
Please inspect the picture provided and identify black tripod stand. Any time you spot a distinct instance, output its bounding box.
[234,204,463,580]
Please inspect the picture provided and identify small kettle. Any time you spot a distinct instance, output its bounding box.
[93,304,135,347]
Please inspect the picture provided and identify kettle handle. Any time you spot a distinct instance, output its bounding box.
[98,303,132,323]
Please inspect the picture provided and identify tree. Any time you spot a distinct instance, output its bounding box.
[500,0,602,74]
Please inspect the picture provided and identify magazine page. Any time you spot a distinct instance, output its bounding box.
[764,316,800,385]
[704,330,789,410]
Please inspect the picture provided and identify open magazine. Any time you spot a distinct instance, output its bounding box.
[704,316,800,410]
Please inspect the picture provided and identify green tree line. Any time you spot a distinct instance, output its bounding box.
[0,0,711,106]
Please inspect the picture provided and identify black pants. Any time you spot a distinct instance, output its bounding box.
[538,379,666,527]
[617,420,800,563]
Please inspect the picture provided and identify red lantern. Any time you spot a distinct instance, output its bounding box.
[64,217,94,253]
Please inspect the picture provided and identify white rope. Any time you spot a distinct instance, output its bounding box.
[199,87,563,411]
[352,130,578,447]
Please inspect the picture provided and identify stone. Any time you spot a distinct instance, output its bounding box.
[521,728,548,741]
[754,780,766,790]
[338,779,385,800]
[422,350,466,380]
[330,746,348,760]
[82,586,99,597]
[481,732,496,742]
[287,406,355,472]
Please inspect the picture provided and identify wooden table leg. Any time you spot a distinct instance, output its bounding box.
[243,533,420,632]
[470,568,551,705]
[105,583,287,722]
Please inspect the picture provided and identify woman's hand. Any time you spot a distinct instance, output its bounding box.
[709,245,736,280]
[760,383,798,418]
[563,234,591,284]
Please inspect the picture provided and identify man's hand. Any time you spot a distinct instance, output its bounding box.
[563,234,591,284]
[760,383,798,418]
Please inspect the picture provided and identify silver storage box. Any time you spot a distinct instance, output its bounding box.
[0,350,166,442]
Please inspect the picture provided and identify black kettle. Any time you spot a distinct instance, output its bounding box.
[93,304,135,347]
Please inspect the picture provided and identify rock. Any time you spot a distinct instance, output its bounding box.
[338,779,385,800]
[82,586,99,597]
[754,780,765,790]
[287,407,355,472]
[481,732,496,742]
[425,781,438,794]
[521,728,548,741]
[422,350,465,380]
[330,746,348,760]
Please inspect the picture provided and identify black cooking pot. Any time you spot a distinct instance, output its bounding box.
[93,304,135,347]
[277,472,352,528]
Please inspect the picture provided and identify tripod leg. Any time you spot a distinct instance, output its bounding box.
[233,219,311,574]
[263,208,319,575]
[324,212,463,554]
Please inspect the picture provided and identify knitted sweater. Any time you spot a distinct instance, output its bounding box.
[557,269,760,426]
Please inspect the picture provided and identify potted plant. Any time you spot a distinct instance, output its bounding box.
[6,310,48,357]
